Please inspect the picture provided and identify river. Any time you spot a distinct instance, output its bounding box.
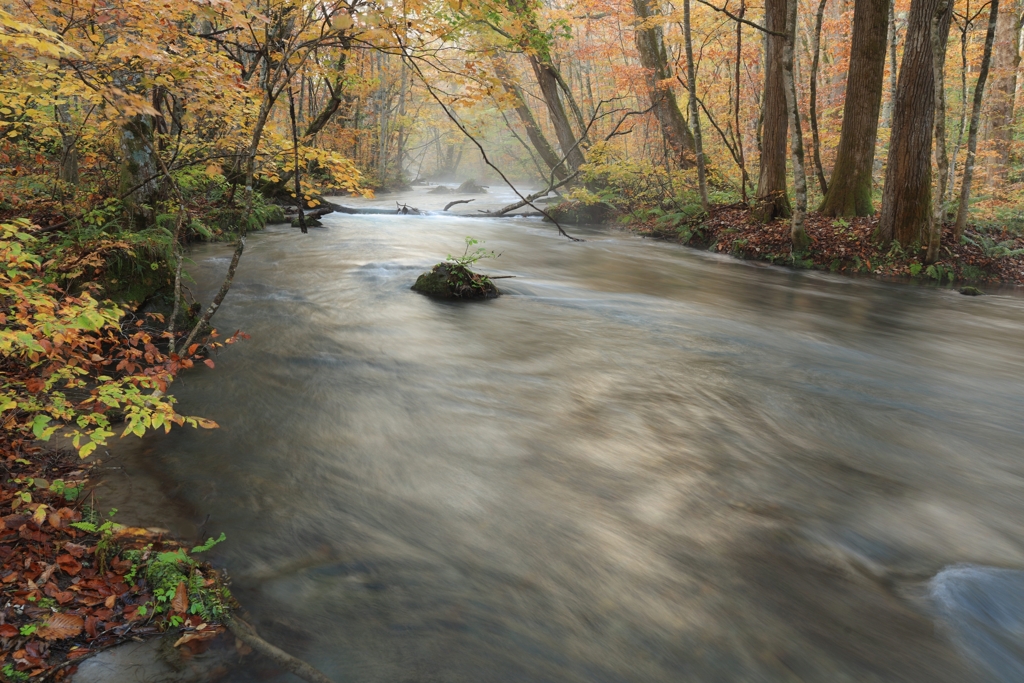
[105,186,1024,682]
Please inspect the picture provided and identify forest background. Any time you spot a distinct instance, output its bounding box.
[2,0,1024,464]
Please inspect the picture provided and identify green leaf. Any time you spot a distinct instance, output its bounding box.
[191,532,226,554]
[74,310,106,331]
[31,414,50,439]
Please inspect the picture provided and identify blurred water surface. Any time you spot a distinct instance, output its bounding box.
[110,186,1024,682]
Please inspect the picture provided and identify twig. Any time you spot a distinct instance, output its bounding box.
[225,615,334,683]
[695,0,788,35]
[443,198,474,211]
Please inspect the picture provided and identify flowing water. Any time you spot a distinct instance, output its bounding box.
[103,187,1024,682]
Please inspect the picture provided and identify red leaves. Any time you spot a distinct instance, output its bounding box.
[56,553,82,577]
[639,206,1024,285]
[44,582,76,605]
[0,453,229,681]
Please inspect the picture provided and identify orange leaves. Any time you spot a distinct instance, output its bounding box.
[171,581,189,614]
[37,613,83,640]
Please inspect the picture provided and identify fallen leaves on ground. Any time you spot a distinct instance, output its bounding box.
[635,206,1024,287]
[0,449,229,681]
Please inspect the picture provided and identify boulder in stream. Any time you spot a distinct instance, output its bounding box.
[412,263,500,300]
[456,179,488,194]
[546,199,616,224]
[427,185,453,194]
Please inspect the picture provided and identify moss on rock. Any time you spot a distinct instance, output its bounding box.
[546,199,616,224]
[412,263,500,300]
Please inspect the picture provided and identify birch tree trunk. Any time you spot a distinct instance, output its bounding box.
[947,15,970,205]
[683,0,709,209]
[881,0,898,127]
[927,0,953,263]
[783,0,811,249]
[955,0,1000,237]
[735,0,750,201]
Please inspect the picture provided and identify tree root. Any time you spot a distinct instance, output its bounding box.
[225,615,334,683]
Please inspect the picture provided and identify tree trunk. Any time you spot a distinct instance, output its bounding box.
[119,115,160,223]
[528,54,587,172]
[492,56,568,180]
[876,0,953,246]
[947,16,970,206]
[881,0,898,127]
[287,81,307,234]
[56,103,79,186]
[927,0,953,263]
[986,0,1021,186]
[809,0,830,196]
[683,0,709,209]
[303,41,352,139]
[783,0,811,248]
[955,0,1000,237]
[819,0,890,216]
[735,0,750,201]
[755,0,792,222]
[396,62,409,184]
[632,0,697,168]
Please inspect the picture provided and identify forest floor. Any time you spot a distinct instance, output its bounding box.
[0,445,235,681]
[634,205,1024,289]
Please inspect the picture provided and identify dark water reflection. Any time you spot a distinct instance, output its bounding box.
[108,188,1024,681]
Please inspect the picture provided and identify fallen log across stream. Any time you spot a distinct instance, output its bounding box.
[281,199,544,221]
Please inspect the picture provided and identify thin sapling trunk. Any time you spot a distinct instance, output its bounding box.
[783,0,811,249]
[809,0,829,195]
[684,0,710,210]
[955,0,1000,237]
[928,0,953,263]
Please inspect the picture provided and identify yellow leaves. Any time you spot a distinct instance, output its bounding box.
[32,504,47,526]
[0,8,80,59]
[205,164,224,177]
[335,13,354,30]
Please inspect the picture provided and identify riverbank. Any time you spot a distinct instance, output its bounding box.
[632,205,1024,289]
[0,443,235,681]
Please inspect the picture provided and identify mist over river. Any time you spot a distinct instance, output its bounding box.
[105,186,1024,682]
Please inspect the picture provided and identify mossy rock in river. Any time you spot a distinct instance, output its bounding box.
[546,199,616,224]
[412,263,500,300]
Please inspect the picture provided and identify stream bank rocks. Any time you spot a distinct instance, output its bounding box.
[412,263,500,300]
[426,179,489,195]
